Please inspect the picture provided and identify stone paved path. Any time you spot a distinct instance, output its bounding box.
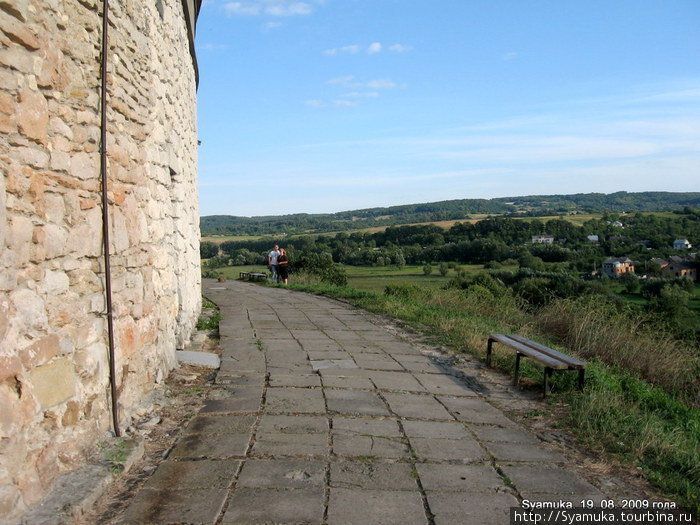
[118,280,607,524]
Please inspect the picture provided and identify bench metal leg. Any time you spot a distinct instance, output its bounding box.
[486,339,494,367]
[578,369,585,391]
[543,367,553,398]
[514,353,522,386]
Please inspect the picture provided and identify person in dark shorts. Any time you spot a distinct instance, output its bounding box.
[277,248,289,284]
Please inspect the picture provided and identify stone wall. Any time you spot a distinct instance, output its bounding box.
[0,0,201,518]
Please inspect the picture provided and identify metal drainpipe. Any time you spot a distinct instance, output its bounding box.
[100,0,120,437]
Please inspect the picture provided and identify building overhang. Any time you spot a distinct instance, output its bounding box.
[181,0,202,87]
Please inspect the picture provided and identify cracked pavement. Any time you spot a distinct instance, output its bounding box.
[116,279,610,524]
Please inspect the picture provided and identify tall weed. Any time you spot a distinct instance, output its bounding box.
[536,296,700,401]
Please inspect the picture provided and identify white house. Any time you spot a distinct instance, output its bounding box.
[532,235,555,244]
[673,239,692,250]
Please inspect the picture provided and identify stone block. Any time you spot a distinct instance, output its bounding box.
[237,459,326,489]
[252,433,329,457]
[145,459,239,490]
[175,350,220,368]
[120,488,228,525]
[19,333,60,368]
[499,465,601,495]
[416,463,505,492]
[222,487,324,524]
[330,461,416,491]
[16,88,48,142]
[325,389,390,416]
[427,491,518,525]
[257,414,328,435]
[411,434,487,462]
[170,429,250,458]
[327,488,426,525]
[264,387,326,414]
[383,392,454,420]
[27,357,75,409]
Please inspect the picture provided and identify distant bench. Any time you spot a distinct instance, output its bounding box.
[486,333,586,398]
[238,271,268,282]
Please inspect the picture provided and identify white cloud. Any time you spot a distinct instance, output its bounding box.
[324,42,411,56]
[333,100,359,107]
[501,51,518,61]
[366,78,396,89]
[224,0,318,17]
[341,92,380,99]
[388,44,411,53]
[304,99,326,107]
[367,42,382,54]
[327,76,397,90]
[262,21,283,31]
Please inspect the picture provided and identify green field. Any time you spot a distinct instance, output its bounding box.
[344,264,484,292]
[206,263,488,292]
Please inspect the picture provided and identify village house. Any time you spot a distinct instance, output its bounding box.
[601,257,635,278]
[657,255,698,281]
[0,0,202,520]
[673,238,692,250]
[531,234,555,244]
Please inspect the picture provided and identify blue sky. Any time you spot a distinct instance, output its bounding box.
[195,0,700,217]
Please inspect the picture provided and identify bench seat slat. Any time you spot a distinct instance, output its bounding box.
[508,335,586,369]
[489,334,569,369]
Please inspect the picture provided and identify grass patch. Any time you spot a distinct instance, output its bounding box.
[196,312,221,331]
[285,279,700,512]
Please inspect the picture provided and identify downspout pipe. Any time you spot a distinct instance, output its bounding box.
[100,0,120,438]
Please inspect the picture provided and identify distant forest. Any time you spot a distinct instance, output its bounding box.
[201,192,700,236]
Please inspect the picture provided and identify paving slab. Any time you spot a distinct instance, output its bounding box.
[322,375,375,389]
[332,416,402,437]
[252,433,330,456]
[402,420,471,439]
[332,434,411,459]
[485,441,566,462]
[383,392,455,420]
[416,373,479,396]
[325,389,391,416]
[426,491,519,525]
[118,489,228,524]
[170,433,250,458]
[257,414,328,434]
[409,437,488,462]
[330,461,417,491]
[368,371,428,392]
[469,425,541,444]
[264,386,326,413]
[327,488,427,525]
[222,487,324,524]
[268,373,323,388]
[236,459,326,488]
[500,464,602,494]
[117,280,614,523]
[144,459,240,490]
[438,396,519,426]
[415,463,505,492]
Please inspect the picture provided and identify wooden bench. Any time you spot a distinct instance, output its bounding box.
[238,271,268,282]
[486,333,586,397]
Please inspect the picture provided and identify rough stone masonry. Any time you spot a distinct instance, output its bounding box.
[0,0,201,519]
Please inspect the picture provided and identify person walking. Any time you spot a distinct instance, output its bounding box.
[268,244,280,283]
[277,248,289,285]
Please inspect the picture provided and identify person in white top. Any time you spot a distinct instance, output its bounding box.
[268,244,281,283]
